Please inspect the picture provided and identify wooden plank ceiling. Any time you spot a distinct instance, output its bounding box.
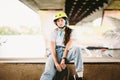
[19,0,119,25]
[65,0,110,25]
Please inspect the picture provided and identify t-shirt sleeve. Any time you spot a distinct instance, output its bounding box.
[70,30,77,40]
[50,30,57,42]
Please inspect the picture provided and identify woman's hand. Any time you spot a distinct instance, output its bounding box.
[55,62,62,72]
[60,59,66,69]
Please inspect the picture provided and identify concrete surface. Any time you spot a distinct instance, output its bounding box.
[0,62,120,80]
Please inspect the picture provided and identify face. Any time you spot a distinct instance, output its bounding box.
[56,18,66,27]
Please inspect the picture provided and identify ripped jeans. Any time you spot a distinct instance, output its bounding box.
[40,46,83,80]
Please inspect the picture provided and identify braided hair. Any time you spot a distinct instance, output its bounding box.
[64,26,72,46]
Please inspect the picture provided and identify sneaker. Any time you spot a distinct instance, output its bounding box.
[69,74,83,80]
[74,74,83,80]
[76,77,83,80]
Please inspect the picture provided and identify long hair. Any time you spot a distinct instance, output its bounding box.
[64,26,72,46]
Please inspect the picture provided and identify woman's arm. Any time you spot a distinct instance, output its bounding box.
[51,41,58,64]
[62,38,73,58]
[60,38,73,69]
[51,41,62,72]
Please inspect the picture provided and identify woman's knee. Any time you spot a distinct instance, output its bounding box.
[74,46,82,56]
[74,46,80,52]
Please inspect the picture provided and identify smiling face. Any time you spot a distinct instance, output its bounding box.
[56,18,66,28]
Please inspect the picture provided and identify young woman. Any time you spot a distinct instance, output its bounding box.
[40,12,83,80]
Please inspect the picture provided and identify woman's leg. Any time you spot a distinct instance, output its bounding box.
[40,46,65,80]
[40,55,56,80]
[66,46,83,73]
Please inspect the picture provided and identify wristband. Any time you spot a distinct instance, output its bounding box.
[62,57,67,64]
[62,57,66,60]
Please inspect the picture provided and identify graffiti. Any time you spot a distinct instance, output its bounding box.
[0,37,7,46]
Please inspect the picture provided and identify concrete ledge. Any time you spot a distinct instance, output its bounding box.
[0,62,120,80]
[0,57,120,63]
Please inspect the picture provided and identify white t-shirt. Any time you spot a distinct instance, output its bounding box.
[50,28,76,47]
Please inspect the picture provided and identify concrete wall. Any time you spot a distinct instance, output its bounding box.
[0,63,120,80]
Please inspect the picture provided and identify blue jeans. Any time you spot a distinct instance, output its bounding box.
[40,46,83,80]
